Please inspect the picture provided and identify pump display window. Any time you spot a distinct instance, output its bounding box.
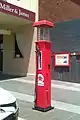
[38,28,50,40]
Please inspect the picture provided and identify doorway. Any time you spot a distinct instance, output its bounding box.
[0,35,3,72]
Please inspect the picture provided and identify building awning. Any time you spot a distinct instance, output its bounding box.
[0,0,35,30]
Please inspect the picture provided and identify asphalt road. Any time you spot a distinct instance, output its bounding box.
[0,77,80,120]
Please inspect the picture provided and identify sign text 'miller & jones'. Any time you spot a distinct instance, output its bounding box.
[0,2,30,18]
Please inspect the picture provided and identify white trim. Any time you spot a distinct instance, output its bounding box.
[27,73,35,76]
[0,29,11,35]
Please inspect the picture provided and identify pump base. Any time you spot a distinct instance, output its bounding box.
[33,106,54,112]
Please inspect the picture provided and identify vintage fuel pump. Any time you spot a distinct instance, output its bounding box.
[33,20,54,112]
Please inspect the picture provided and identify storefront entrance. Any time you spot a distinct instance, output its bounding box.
[0,0,35,76]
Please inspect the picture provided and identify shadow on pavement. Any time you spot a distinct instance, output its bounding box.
[0,72,22,81]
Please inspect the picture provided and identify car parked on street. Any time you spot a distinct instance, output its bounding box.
[0,87,19,120]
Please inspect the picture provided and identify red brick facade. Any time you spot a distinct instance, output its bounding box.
[39,0,80,22]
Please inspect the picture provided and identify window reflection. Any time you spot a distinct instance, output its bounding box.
[38,28,50,40]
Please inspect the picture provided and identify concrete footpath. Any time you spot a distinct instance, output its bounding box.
[0,77,80,120]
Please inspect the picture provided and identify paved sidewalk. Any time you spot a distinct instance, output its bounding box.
[0,77,80,120]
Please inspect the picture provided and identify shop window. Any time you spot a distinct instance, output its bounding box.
[14,35,23,58]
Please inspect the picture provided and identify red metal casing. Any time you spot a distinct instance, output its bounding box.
[33,20,54,112]
[35,40,52,109]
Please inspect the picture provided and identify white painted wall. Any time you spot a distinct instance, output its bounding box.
[3,0,39,76]
[3,23,37,76]
[3,25,31,76]
[7,0,38,13]
[3,34,25,76]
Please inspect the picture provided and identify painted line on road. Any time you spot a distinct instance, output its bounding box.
[9,78,80,92]
[0,78,20,82]
[19,117,25,120]
[52,80,80,87]
[1,78,80,92]
[10,91,80,115]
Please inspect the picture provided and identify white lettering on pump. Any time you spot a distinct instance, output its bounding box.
[38,74,44,86]
[38,51,42,70]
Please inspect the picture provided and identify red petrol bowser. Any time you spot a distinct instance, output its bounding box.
[33,20,54,112]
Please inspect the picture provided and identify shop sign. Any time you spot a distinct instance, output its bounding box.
[0,2,30,18]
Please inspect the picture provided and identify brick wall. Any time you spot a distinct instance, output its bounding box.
[39,0,80,22]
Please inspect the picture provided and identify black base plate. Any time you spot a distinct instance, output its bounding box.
[33,106,54,112]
